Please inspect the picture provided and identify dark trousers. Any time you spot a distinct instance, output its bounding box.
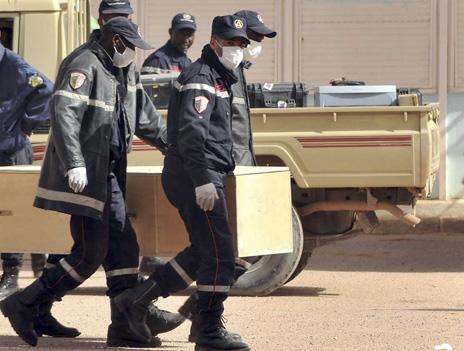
[40,172,140,298]
[1,140,39,270]
[154,155,235,319]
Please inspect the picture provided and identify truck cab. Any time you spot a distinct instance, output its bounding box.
[0,0,90,80]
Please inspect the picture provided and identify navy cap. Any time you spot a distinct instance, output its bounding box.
[102,17,153,50]
[211,15,250,45]
[171,13,197,31]
[99,0,133,15]
[234,10,276,38]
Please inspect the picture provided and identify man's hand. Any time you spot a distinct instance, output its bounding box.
[195,183,219,211]
[67,167,88,193]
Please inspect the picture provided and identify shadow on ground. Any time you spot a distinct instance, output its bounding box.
[0,335,187,350]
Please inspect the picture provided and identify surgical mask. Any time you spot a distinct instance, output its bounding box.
[113,40,135,68]
[243,42,262,60]
[215,40,244,70]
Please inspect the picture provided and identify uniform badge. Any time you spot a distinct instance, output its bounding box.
[69,72,87,90]
[234,19,244,29]
[194,96,209,114]
[28,74,43,88]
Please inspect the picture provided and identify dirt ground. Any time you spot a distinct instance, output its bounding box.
[1,233,464,350]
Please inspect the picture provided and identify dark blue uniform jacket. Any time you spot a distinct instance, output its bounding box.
[142,40,192,74]
[0,44,53,153]
[166,44,237,187]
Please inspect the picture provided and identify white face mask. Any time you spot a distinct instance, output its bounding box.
[243,42,262,61]
[113,40,135,68]
[215,40,244,70]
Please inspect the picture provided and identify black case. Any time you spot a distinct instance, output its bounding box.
[247,83,309,108]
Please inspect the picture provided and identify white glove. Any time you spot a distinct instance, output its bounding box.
[67,167,88,193]
[195,183,219,211]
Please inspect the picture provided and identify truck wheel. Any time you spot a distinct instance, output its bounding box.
[285,241,315,284]
[230,206,304,296]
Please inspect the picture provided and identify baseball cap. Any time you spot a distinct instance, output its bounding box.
[171,13,197,31]
[102,17,153,50]
[234,10,277,38]
[99,0,133,15]
[211,15,250,45]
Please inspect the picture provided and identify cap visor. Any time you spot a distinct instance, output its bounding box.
[250,24,277,38]
[173,23,197,31]
[100,8,133,15]
[218,31,250,45]
[127,37,154,50]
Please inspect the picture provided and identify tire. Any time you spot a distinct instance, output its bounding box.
[230,206,304,296]
[285,246,314,284]
[301,211,355,235]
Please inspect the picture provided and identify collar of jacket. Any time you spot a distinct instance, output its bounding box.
[0,44,5,63]
[201,44,238,87]
[164,40,188,58]
[89,40,114,72]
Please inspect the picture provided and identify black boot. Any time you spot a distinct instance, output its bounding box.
[0,279,54,346]
[179,293,242,344]
[195,315,250,351]
[33,297,81,338]
[139,256,165,275]
[0,266,19,301]
[113,279,162,342]
[147,302,186,335]
[107,299,161,348]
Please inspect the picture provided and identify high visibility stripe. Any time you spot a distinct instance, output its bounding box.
[44,263,56,269]
[36,187,105,212]
[232,97,246,105]
[136,83,144,90]
[59,258,84,283]
[127,85,137,92]
[169,259,193,285]
[142,66,171,74]
[54,90,114,112]
[174,82,230,98]
[105,268,139,278]
[235,257,252,269]
[197,284,230,293]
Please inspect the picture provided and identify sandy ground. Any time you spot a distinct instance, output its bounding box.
[1,233,464,350]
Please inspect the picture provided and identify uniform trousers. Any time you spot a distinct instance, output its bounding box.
[40,171,140,298]
[153,154,235,319]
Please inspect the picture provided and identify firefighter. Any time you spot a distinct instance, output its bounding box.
[0,17,172,348]
[114,15,251,351]
[142,12,196,74]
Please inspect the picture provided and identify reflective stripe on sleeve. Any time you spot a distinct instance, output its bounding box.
[105,268,139,278]
[174,82,230,98]
[197,284,230,293]
[54,90,114,112]
[36,187,105,212]
[127,85,137,92]
[44,263,56,269]
[232,97,246,105]
[59,258,84,283]
[169,259,194,285]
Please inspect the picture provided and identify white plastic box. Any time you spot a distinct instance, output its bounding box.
[314,85,397,107]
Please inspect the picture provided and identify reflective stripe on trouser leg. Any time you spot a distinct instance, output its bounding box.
[193,187,235,317]
[102,172,140,297]
[152,246,199,297]
[41,181,111,297]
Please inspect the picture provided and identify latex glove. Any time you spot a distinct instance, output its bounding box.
[195,183,219,211]
[67,167,88,193]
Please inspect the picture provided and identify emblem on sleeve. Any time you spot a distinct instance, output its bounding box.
[69,72,87,90]
[28,74,43,88]
[194,96,209,114]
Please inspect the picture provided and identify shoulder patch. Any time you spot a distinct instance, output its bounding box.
[69,72,87,90]
[194,96,209,114]
[28,74,43,88]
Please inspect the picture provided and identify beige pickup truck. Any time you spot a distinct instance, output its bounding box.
[0,0,440,295]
